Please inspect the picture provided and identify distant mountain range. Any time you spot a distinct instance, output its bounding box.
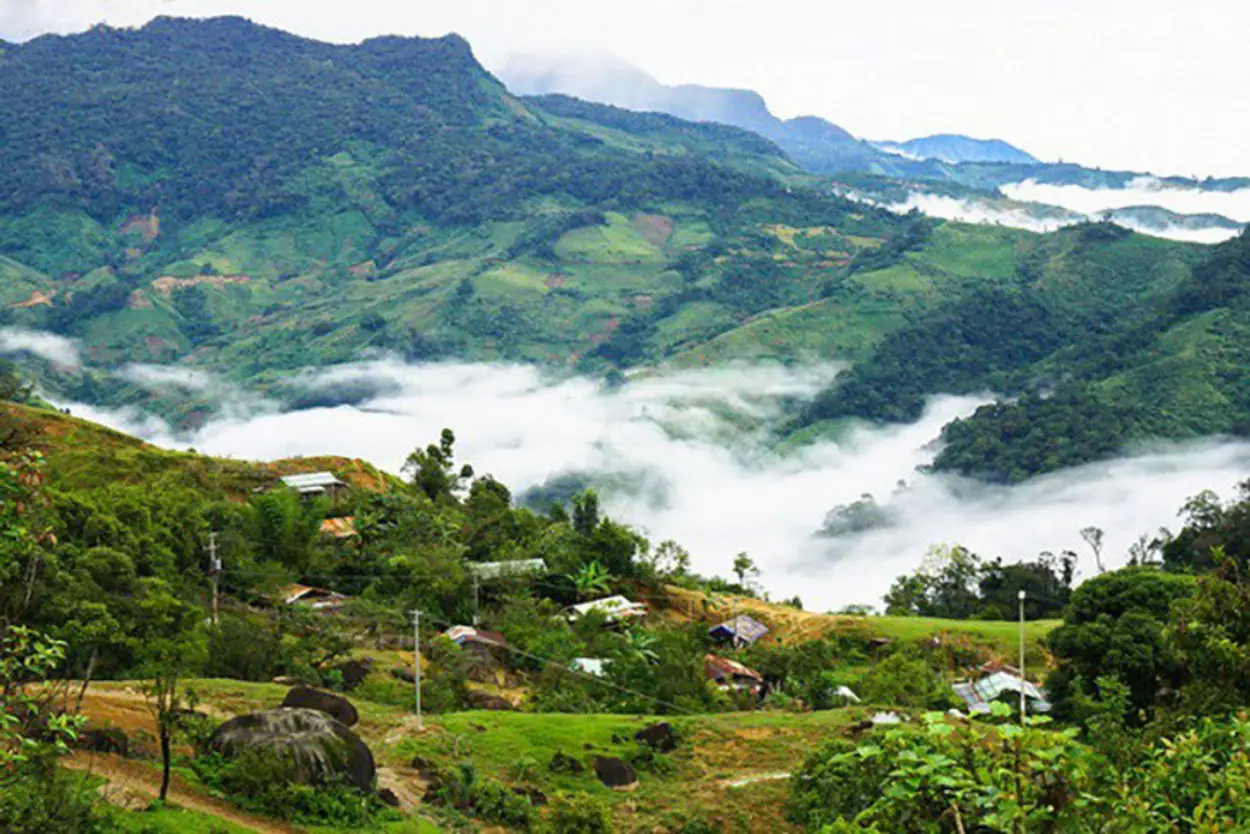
[496,53,1248,237]
[498,53,952,177]
[873,134,1038,165]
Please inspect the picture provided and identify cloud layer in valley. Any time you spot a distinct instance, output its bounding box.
[63,358,1250,612]
[881,192,1244,244]
[1002,178,1250,224]
[0,327,81,368]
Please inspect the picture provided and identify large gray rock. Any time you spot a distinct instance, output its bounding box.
[208,707,375,792]
[280,685,359,727]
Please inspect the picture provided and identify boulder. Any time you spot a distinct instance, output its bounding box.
[593,756,637,791]
[378,787,400,807]
[80,726,128,757]
[467,690,515,711]
[281,685,359,727]
[336,658,373,691]
[634,722,678,752]
[208,707,375,792]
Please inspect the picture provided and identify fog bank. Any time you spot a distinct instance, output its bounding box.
[885,193,1244,244]
[1002,177,1250,224]
[67,359,1250,611]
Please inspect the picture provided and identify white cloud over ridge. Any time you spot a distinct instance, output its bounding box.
[0,327,81,368]
[1002,178,1250,224]
[883,192,1245,244]
[68,358,1250,612]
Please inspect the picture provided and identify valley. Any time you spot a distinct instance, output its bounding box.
[1,11,1249,834]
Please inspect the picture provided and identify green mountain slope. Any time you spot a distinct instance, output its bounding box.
[790,224,1249,481]
[1,16,1244,481]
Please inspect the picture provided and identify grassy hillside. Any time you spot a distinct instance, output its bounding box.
[0,401,394,497]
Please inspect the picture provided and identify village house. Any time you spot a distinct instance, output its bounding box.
[442,625,511,682]
[705,654,764,699]
[708,614,769,647]
[280,583,352,614]
[567,595,648,625]
[467,559,546,581]
[952,670,1052,715]
[263,471,348,501]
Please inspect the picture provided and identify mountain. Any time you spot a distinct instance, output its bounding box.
[497,52,948,177]
[0,16,1245,481]
[874,134,1038,164]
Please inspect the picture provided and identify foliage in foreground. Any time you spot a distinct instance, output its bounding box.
[788,706,1250,833]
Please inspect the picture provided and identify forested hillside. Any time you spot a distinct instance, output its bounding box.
[3,393,1248,832]
[791,224,1250,480]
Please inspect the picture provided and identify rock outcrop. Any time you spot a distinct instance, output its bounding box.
[208,707,375,792]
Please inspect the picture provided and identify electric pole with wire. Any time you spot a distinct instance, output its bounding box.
[1018,589,1027,726]
[409,609,423,730]
[207,531,221,627]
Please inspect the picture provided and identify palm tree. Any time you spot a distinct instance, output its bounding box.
[568,560,611,601]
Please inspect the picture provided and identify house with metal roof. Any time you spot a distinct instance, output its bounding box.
[443,625,509,650]
[705,654,764,698]
[468,559,546,581]
[281,584,352,614]
[269,472,347,499]
[442,625,511,682]
[567,595,647,625]
[708,614,769,646]
[952,671,1051,715]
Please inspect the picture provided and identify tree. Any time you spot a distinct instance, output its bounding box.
[571,490,600,538]
[0,626,104,834]
[404,429,474,502]
[1081,526,1106,574]
[732,552,759,588]
[1046,566,1196,721]
[140,637,203,802]
[0,450,53,622]
[567,561,611,602]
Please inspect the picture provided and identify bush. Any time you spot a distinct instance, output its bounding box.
[857,652,958,710]
[0,762,112,834]
[546,792,614,833]
[192,749,387,826]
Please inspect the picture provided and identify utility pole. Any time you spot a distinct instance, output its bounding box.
[1018,589,1027,726]
[410,610,423,730]
[207,531,221,627]
[472,575,480,627]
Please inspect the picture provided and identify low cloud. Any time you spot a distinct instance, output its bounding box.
[882,193,1243,244]
[119,363,217,391]
[70,358,1250,611]
[1002,177,1250,224]
[0,327,81,368]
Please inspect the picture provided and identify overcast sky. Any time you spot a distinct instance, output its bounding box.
[2,0,1247,177]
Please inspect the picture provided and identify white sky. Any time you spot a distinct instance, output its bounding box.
[1,0,1247,178]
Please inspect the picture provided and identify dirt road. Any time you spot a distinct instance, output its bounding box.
[64,751,304,834]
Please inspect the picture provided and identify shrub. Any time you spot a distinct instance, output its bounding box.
[546,792,614,833]
[192,749,387,826]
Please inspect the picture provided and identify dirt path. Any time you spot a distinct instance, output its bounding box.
[64,751,304,834]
